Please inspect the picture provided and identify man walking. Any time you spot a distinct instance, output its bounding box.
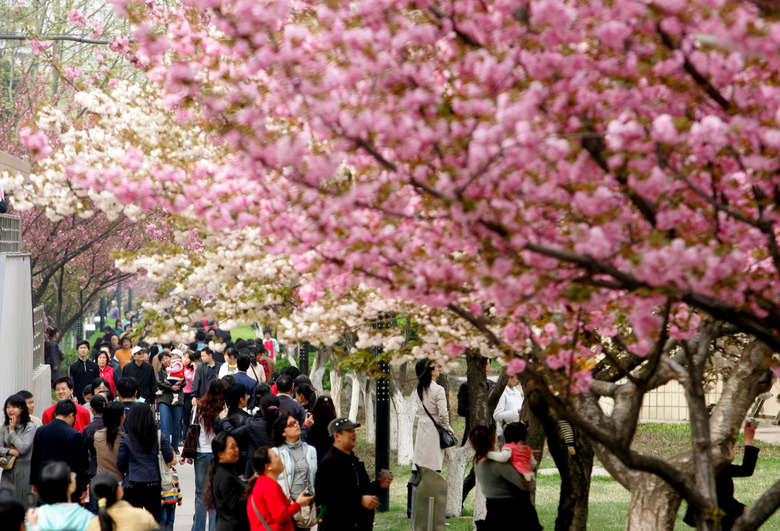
[122,347,157,403]
[275,374,306,426]
[191,347,222,405]
[69,341,100,404]
[42,377,91,431]
[30,400,87,502]
[315,418,393,531]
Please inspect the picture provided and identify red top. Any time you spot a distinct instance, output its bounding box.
[247,475,300,531]
[42,402,91,432]
[99,366,116,394]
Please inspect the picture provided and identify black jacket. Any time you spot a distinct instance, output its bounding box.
[122,361,158,403]
[30,418,87,494]
[192,361,223,399]
[215,408,251,476]
[218,417,273,478]
[82,415,105,476]
[278,394,307,427]
[212,462,250,531]
[69,358,100,404]
[315,447,381,531]
[457,378,495,445]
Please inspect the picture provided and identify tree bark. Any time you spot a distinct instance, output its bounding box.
[465,349,490,432]
[528,389,592,531]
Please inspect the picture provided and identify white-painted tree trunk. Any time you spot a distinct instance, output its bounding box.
[347,370,362,422]
[309,346,329,396]
[473,482,486,528]
[330,366,344,417]
[365,379,375,444]
[283,343,298,368]
[445,445,473,516]
[392,385,416,466]
[390,394,398,451]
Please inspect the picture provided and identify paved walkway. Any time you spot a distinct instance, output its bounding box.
[173,460,196,531]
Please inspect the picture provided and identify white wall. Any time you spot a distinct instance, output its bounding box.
[0,253,37,401]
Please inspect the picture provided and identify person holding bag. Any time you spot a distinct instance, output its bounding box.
[270,413,317,529]
[408,359,453,517]
[0,394,36,505]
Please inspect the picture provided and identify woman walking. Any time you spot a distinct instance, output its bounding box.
[95,352,116,395]
[271,413,317,530]
[203,433,249,531]
[469,425,541,529]
[247,447,313,531]
[116,403,174,522]
[408,359,452,516]
[157,352,184,456]
[191,380,224,531]
[0,393,36,505]
[94,402,125,482]
[86,473,158,531]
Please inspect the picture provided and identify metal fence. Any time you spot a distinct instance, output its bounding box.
[32,305,45,367]
[0,214,22,253]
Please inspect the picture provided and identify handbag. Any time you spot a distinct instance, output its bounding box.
[157,432,175,492]
[278,447,318,528]
[250,496,274,531]
[181,407,200,459]
[422,403,457,449]
[0,454,15,470]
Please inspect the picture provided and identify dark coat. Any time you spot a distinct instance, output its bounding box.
[116,432,173,483]
[215,408,251,476]
[278,394,307,427]
[122,362,158,403]
[157,369,184,405]
[315,447,381,531]
[212,462,250,531]
[218,417,273,478]
[82,415,105,476]
[69,358,100,404]
[30,418,87,494]
[192,361,223,399]
[457,378,495,446]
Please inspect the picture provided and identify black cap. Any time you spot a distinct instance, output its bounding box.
[328,417,361,436]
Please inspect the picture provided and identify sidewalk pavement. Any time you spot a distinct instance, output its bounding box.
[174,460,196,531]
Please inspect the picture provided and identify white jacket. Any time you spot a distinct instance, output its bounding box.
[271,442,318,497]
[493,384,524,437]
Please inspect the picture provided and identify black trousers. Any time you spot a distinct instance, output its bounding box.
[124,480,162,522]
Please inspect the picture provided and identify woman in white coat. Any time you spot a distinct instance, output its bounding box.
[493,373,524,439]
[408,359,452,517]
[271,413,317,530]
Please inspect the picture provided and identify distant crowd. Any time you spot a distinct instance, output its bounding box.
[1,316,391,531]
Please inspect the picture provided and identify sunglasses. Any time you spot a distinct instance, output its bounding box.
[286,420,299,428]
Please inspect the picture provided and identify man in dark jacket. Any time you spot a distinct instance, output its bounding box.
[30,400,87,501]
[69,341,100,404]
[458,358,495,505]
[191,348,222,405]
[276,375,307,427]
[215,383,251,476]
[122,347,157,403]
[315,418,393,531]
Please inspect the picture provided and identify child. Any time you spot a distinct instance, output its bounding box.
[161,466,182,530]
[166,350,186,405]
[488,421,535,488]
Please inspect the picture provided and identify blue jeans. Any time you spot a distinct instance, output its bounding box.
[161,504,176,530]
[192,452,215,531]
[159,402,183,453]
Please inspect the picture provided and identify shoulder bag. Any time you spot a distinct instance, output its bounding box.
[279,446,318,528]
[157,432,175,492]
[422,403,457,449]
[250,496,274,531]
[181,406,200,459]
[0,453,15,470]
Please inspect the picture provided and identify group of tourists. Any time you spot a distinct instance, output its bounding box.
[2,319,394,531]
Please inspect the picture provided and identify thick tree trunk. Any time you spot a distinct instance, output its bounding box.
[348,370,361,422]
[627,474,682,530]
[466,349,490,431]
[445,445,473,516]
[309,346,330,395]
[365,379,375,443]
[391,383,416,466]
[528,389,592,531]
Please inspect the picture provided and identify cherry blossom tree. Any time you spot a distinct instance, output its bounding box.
[6,0,780,528]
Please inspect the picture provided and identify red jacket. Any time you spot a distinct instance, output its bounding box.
[99,366,116,394]
[42,402,91,432]
[247,475,300,531]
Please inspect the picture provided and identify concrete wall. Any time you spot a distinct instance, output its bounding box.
[0,253,37,402]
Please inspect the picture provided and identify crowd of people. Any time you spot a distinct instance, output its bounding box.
[2,318,396,531]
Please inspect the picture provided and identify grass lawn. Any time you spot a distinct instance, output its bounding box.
[368,422,780,530]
